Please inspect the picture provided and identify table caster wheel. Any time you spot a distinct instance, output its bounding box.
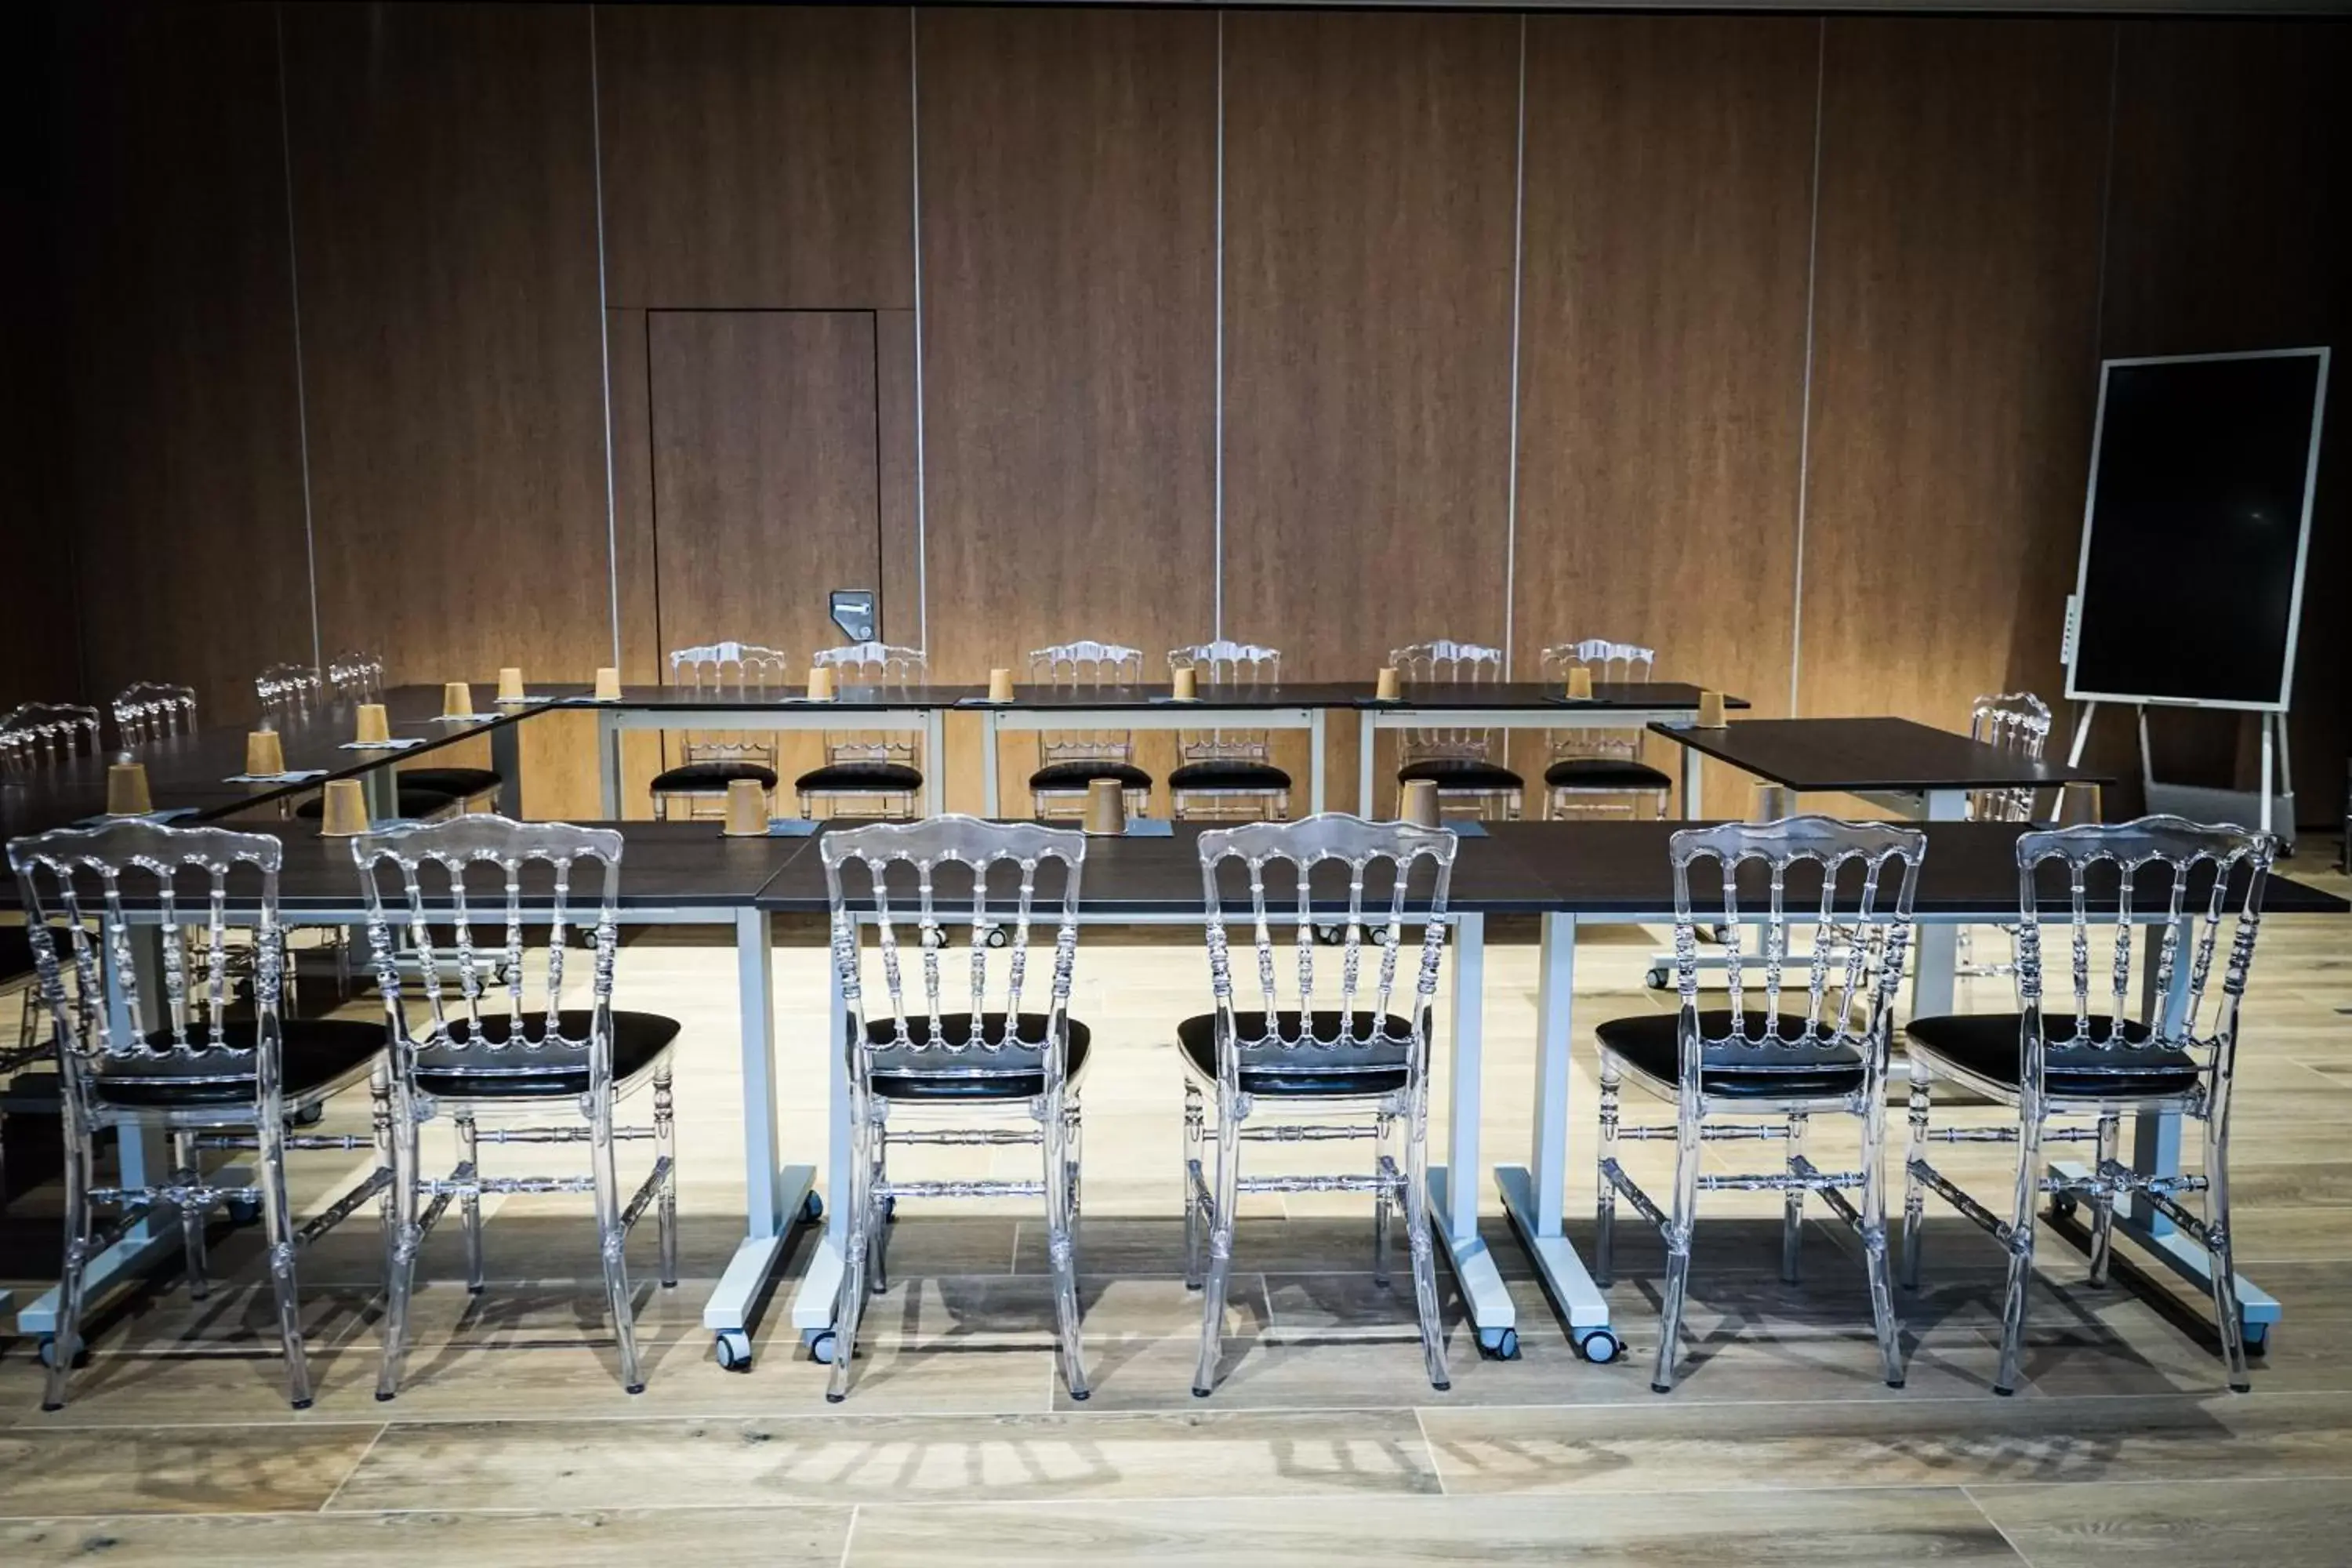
[713,1329,753,1372]
[2244,1326,2270,1357]
[1574,1328,1621,1365]
[1476,1327,1520,1361]
[805,1328,838,1365]
[800,1190,824,1224]
[1644,965,1670,991]
[983,925,1011,949]
[2049,1193,2078,1221]
[1313,924,1344,946]
[35,1337,91,1371]
[226,1193,263,1225]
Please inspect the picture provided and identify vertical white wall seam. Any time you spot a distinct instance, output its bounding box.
[909,6,931,655]
[1213,10,1226,641]
[1501,15,1528,677]
[588,5,622,669]
[274,4,323,673]
[1788,17,1828,717]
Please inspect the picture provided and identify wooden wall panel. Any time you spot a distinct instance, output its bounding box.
[917,6,1218,812]
[1221,9,1520,717]
[51,1,310,724]
[595,3,910,310]
[1512,14,1818,808]
[2098,20,2351,821]
[284,1,611,818]
[1797,20,2111,738]
[0,3,78,707]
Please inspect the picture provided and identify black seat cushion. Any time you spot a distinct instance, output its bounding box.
[651,761,779,793]
[400,766,503,798]
[1544,757,1673,791]
[1177,1011,1414,1097]
[1398,757,1525,792]
[1029,760,1154,792]
[861,1012,1091,1101]
[1594,1010,1867,1098]
[412,1009,681,1098]
[1905,1013,2200,1098]
[797,760,924,793]
[1169,760,1293,792]
[297,786,459,821]
[93,1018,385,1109]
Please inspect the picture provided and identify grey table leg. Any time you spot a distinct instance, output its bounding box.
[597,709,623,819]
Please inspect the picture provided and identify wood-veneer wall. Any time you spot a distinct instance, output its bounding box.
[21,4,2349,825]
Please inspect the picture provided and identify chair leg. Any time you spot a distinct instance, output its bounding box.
[1595,1062,1620,1287]
[867,1111,891,1298]
[256,1115,314,1409]
[654,1070,680,1290]
[172,1130,209,1301]
[456,1112,485,1294]
[1781,1112,1808,1285]
[1993,1094,2043,1397]
[42,1128,97,1411]
[827,1109,876,1403]
[1403,1091,1450,1392]
[1192,1100,1241,1397]
[590,1095,644,1395]
[1370,1109,1393,1289]
[1044,1091,1089,1400]
[1181,1080,1205,1291]
[1859,1069,1905,1389]
[376,1096,424,1402]
[1900,1064,1932,1290]
[1651,1090,1703,1394]
[2086,1113,2120,1287]
[2204,1110,2251,1392]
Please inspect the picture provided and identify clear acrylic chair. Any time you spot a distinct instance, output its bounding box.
[1593,816,1925,1392]
[800,642,927,820]
[326,651,384,700]
[1167,640,1290,822]
[1902,816,2274,1396]
[0,702,103,768]
[355,815,682,1399]
[1182,814,1457,1396]
[821,816,1091,1401]
[1954,691,2054,981]
[254,663,324,719]
[111,683,198,746]
[652,641,791,821]
[1027,640,1152,820]
[1538,640,1672,819]
[1389,638,1521,820]
[7,820,390,1410]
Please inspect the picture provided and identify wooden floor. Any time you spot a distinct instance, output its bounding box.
[2,847,2348,1565]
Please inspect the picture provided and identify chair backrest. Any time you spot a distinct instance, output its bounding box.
[1668,816,1926,1093]
[352,815,624,1091]
[0,702,103,766]
[1169,640,1280,764]
[1030,640,1143,771]
[821,815,1087,1094]
[2013,815,2273,1102]
[667,641,793,772]
[327,651,385,701]
[254,664,323,718]
[814,642,927,768]
[1540,639,1654,763]
[1969,691,2052,823]
[9,820,288,1117]
[112,683,199,746]
[1389,638,1504,766]
[1197,812,1457,1085]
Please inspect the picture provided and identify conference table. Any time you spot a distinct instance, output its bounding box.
[5,694,2341,1371]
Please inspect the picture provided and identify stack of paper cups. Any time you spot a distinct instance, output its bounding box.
[318,779,369,837]
[497,666,526,702]
[1374,667,1401,702]
[1565,666,1593,701]
[1749,782,1796,822]
[443,681,474,719]
[1172,666,1198,702]
[593,667,623,701]
[106,762,153,817]
[245,730,285,777]
[1399,779,1442,828]
[1696,690,1727,728]
[723,779,768,836]
[988,668,1015,703]
[354,704,392,745]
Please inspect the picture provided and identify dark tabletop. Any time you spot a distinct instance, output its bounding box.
[1483,819,2344,919]
[545,681,1748,714]
[1,685,539,841]
[1368,681,1748,713]
[1647,717,2111,793]
[558,684,981,712]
